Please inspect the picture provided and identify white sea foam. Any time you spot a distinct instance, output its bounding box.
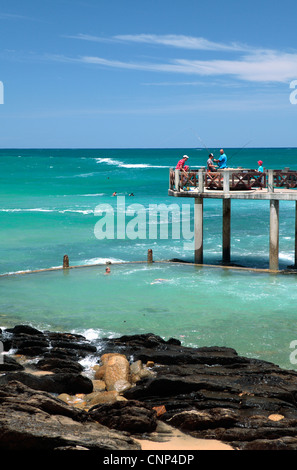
[55,172,98,179]
[76,172,97,177]
[95,157,168,169]
[279,253,294,262]
[4,269,32,275]
[0,208,94,215]
[78,328,102,341]
[72,328,120,374]
[60,209,93,214]
[80,193,104,197]
[3,265,64,276]
[82,257,126,265]
[0,208,55,213]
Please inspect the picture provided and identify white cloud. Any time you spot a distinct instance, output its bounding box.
[59,33,297,83]
[78,51,297,83]
[113,34,250,52]
[0,11,40,21]
[175,51,297,82]
[0,12,29,20]
[64,33,115,43]
[66,33,251,52]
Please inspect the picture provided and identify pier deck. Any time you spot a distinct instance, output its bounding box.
[169,186,297,200]
[168,168,297,271]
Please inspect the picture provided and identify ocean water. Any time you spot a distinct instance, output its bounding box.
[1,147,297,370]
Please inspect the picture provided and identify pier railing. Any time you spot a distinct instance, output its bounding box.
[169,168,297,193]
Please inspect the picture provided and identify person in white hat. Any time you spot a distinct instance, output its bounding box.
[175,155,189,171]
[175,155,189,188]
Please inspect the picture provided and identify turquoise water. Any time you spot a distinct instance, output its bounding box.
[1,148,297,370]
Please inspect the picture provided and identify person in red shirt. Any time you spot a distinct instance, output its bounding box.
[176,155,189,188]
[176,155,189,171]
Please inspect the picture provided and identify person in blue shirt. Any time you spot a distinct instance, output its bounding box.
[256,160,264,190]
[214,149,227,169]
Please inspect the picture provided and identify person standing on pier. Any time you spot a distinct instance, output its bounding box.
[214,149,227,169]
[256,160,264,190]
[257,160,264,172]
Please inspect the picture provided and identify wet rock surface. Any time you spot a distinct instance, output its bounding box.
[89,399,158,433]
[1,326,297,450]
[100,333,297,450]
[0,381,139,451]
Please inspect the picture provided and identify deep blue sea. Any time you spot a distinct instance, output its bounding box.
[1,147,297,370]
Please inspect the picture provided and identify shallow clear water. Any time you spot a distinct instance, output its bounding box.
[1,148,297,370]
[0,262,296,370]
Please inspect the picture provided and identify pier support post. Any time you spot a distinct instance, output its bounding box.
[194,197,203,264]
[223,199,231,263]
[269,199,279,271]
[198,169,204,193]
[295,201,297,268]
[175,170,180,191]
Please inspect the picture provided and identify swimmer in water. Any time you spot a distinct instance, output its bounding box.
[150,278,170,284]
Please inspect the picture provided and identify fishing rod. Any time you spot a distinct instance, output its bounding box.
[189,128,212,155]
[227,140,253,164]
[190,128,253,169]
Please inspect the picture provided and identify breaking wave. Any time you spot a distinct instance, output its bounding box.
[95,157,168,169]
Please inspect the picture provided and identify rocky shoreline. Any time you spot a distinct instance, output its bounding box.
[1,324,297,450]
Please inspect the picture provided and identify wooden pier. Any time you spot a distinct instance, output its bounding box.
[168,167,297,271]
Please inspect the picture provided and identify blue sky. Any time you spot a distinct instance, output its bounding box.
[1,0,297,148]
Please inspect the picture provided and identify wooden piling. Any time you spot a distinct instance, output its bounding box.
[63,255,69,268]
[147,249,153,263]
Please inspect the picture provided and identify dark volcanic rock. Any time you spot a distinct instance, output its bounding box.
[98,333,297,449]
[36,357,84,374]
[168,408,239,431]
[0,371,93,394]
[99,333,241,366]
[0,380,89,421]
[0,355,24,372]
[242,437,297,450]
[4,324,50,356]
[1,325,97,359]
[0,381,139,451]
[121,346,297,449]
[46,331,97,357]
[3,326,297,450]
[89,399,158,433]
[6,325,44,336]
[0,325,98,394]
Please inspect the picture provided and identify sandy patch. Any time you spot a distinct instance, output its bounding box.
[135,422,233,451]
